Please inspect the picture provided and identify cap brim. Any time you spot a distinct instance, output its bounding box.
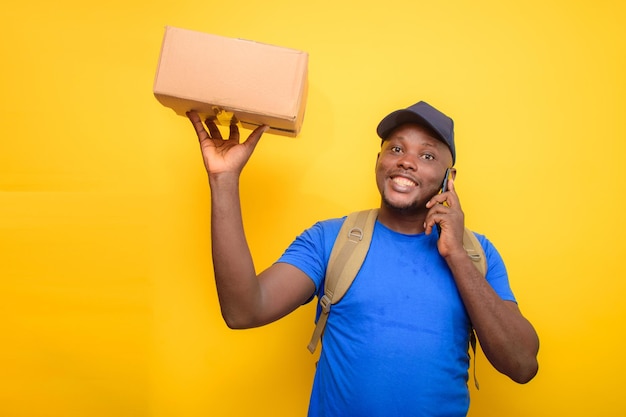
[376,109,440,140]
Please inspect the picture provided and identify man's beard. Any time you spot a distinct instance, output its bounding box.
[381,191,422,214]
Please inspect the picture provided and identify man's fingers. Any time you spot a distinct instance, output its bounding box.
[229,122,240,143]
[447,175,455,191]
[187,111,210,140]
[251,124,270,141]
[205,118,222,140]
[240,124,269,152]
[445,176,458,206]
[186,111,268,147]
[426,193,447,208]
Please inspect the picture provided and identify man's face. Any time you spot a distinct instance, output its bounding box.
[375,123,453,213]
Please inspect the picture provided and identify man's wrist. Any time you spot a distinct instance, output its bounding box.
[444,247,475,269]
[209,171,240,187]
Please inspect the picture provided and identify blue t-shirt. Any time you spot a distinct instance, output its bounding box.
[277,217,515,417]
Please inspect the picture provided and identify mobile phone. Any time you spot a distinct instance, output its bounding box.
[437,168,452,236]
[441,168,452,193]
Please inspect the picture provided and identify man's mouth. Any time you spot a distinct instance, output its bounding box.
[391,176,417,187]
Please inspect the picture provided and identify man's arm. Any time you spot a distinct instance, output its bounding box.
[187,112,315,329]
[425,176,539,383]
[444,251,539,383]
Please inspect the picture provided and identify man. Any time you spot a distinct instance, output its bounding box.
[186,101,539,416]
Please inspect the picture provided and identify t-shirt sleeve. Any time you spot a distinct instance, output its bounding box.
[275,218,343,298]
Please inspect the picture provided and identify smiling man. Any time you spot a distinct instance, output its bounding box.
[186,100,539,417]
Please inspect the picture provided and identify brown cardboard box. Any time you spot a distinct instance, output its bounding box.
[153,26,309,137]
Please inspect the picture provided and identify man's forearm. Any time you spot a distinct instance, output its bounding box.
[209,173,262,328]
[445,250,539,383]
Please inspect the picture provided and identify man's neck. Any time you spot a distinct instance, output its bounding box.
[377,205,427,235]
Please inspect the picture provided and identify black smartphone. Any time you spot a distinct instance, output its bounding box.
[441,168,452,193]
[436,168,452,236]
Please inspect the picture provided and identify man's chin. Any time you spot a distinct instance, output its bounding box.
[381,195,421,213]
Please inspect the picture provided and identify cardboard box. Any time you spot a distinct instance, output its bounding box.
[153,26,309,137]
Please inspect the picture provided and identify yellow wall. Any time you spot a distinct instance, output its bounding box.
[2,1,625,416]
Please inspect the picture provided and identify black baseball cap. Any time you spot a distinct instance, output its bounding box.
[376,101,456,164]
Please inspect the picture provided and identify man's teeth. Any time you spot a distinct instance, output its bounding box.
[393,177,416,186]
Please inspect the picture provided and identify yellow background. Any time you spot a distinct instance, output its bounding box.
[2,0,625,416]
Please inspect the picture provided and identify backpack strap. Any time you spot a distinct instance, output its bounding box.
[462,227,487,390]
[307,209,378,353]
[463,227,487,277]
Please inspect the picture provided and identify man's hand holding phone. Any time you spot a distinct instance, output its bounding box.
[424,168,465,258]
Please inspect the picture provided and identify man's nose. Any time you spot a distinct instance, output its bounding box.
[397,154,418,170]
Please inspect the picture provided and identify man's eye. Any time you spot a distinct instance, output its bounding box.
[390,146,402,153]
[422,154,435,160]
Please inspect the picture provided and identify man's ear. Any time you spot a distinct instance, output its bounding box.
[375,152,381,170]
[450,167,457,180]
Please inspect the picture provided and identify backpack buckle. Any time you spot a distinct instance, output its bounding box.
[347,227,364,242]
[468,252,481,261]
[320,294,332,314]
